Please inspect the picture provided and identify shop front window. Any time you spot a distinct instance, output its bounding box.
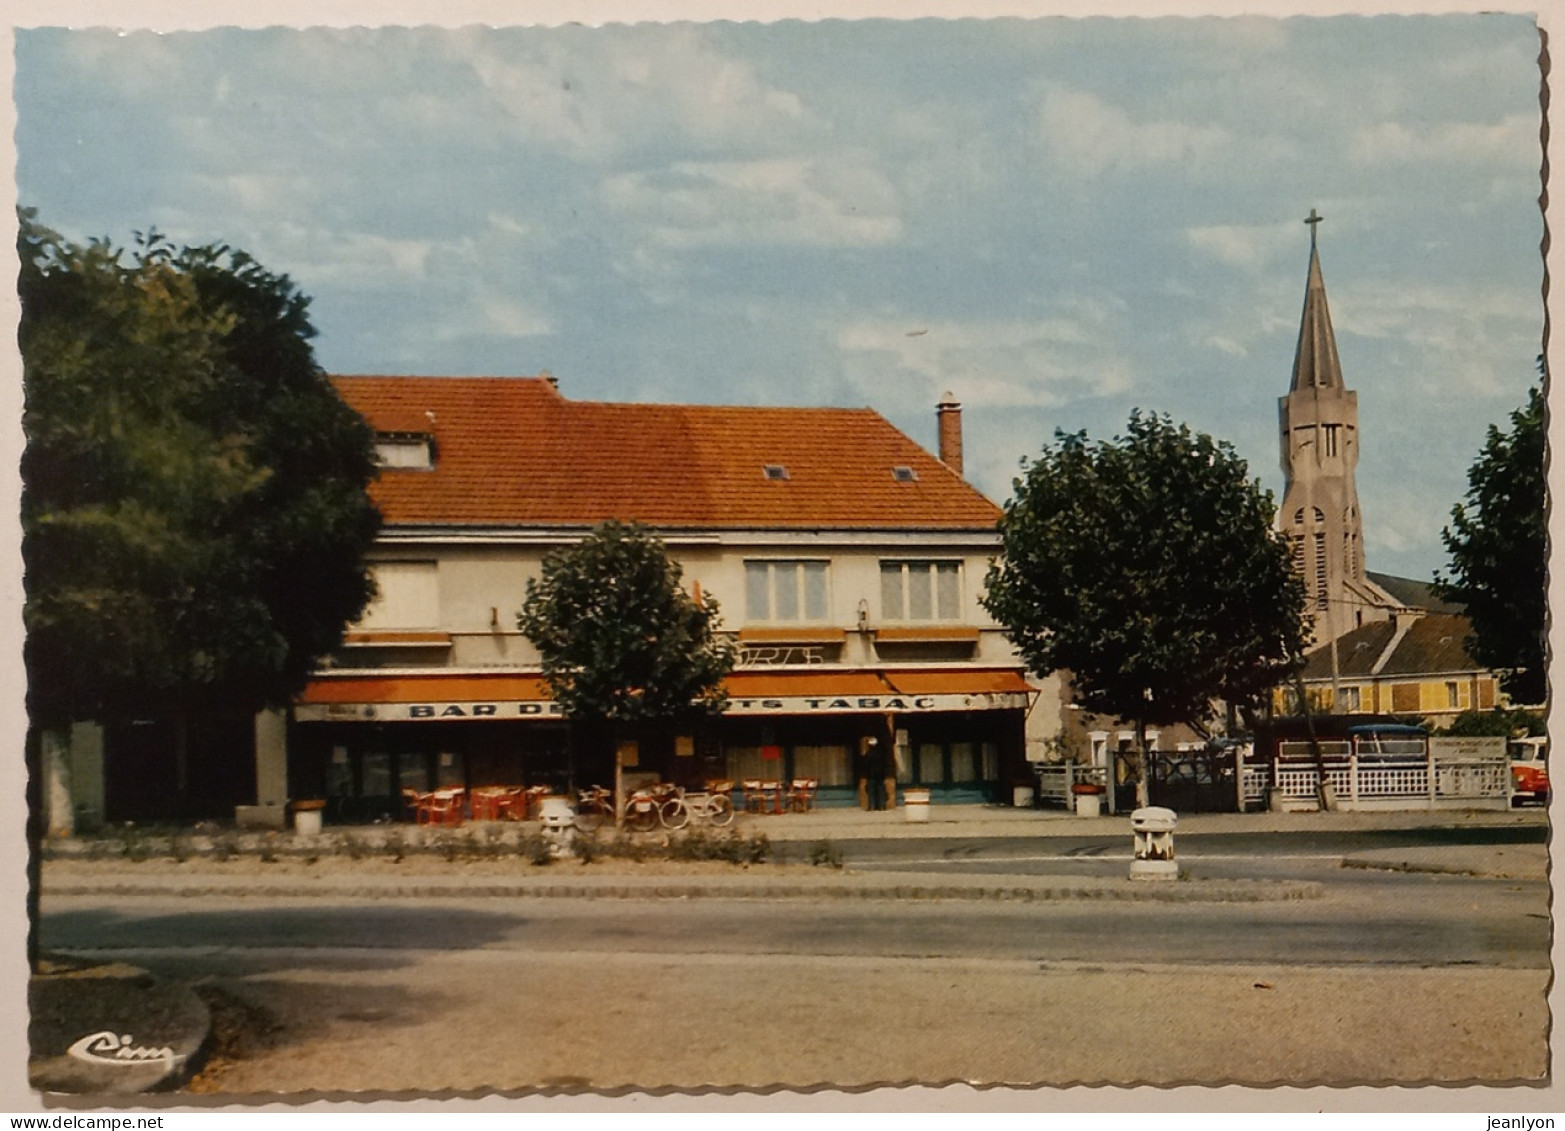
[792,745,851,788]
[948,741,975,783]
[918,742,944,783]
[360,750,393,798]
[327,746,354,797]
[398,754,428,794]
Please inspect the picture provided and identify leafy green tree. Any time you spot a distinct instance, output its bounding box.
[518,521,736,730]
[1434,380,1546,705]
[982,412,1309,807]
[1441,706,1544,738]
[20,210,383,729]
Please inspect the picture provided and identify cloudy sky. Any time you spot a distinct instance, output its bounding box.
[13,13,1545,581]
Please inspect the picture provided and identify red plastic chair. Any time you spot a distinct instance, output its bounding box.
[421,787,466,826]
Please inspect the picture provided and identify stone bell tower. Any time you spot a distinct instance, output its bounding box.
[1277,210,1395,642]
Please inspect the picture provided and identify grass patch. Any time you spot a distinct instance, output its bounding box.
[668,828,771,865]
[807,839,844,869]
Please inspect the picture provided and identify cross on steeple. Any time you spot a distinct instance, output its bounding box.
[1305,208,1324,247]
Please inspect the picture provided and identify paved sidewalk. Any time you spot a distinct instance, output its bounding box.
[729,800,1547,840]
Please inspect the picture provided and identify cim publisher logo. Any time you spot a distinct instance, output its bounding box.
[66,1031,176,1068]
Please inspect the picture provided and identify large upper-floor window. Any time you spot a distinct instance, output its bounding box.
[359,561,440,629]
[745,560,829,622]
[880,560,961,621]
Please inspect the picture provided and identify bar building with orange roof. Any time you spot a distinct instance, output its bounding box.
[275,375,1038,817]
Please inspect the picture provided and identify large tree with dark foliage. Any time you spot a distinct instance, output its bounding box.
[19,210,383,730]
[518,521,736,729]
[982,412,1309,806]
[1434,380,1546,706]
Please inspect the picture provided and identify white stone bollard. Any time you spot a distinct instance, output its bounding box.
[1129,806,1178,880]
[539,795,576,855]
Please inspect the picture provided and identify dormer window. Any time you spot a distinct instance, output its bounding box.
[892,466,918,482]
[763,464,790,481]
[376,432,435,470]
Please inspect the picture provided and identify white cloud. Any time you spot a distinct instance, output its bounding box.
[473,294,552,340]
[486,213,534,239]
[837,312,1134,410]
[447,26,806,162]
[1334,282,1540,399]
[1034,86,1230,178]
[1206,336,1248,359]
[1361,480,1452,562]
[1185,222,1296,273]
[276,230,436,288]
[602,156,902,250]
[1349,113,1539,166]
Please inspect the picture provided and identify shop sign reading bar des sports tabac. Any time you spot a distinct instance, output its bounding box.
[299,691,1027,723]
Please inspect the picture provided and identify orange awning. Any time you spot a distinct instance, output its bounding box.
[871,626,981,643]
[721,668,1031,699]
[300,673,551,704]
[296,667,1033,722]
[737,627,849,645]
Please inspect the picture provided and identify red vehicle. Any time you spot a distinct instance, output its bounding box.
[1508,737,1549,806]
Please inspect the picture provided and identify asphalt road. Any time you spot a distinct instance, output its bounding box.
[33,824,1552,1092]
[831,823,1549,882]
[36,825,1552,1095]
[38,871,1551,1092]
[41,842,1550,970]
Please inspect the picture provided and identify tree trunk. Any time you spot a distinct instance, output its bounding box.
[1135,717,1150,810]
[1289,669,1331,809]
[40,726,74,838]
[25,727,42,974]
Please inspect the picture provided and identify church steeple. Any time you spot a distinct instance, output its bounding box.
[1289,209,1345,393]
[1277,209,1370,640]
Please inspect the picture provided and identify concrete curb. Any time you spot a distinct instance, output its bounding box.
[38,804,1546,858]
[41,871,1323,903]
[28,958,211,1095]
[1339,844,1548,881]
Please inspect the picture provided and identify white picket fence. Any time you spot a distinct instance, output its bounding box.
[1243,739,1510,811]
[1033,763,1109,808]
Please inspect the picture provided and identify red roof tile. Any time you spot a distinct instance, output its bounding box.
[333,375,1001,531]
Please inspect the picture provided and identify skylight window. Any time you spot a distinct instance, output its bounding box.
[892,466,918,482]
[763,464,790,481]
[375,433,435,470]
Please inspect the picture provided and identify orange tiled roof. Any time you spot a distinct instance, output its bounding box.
[333,375,1001,530]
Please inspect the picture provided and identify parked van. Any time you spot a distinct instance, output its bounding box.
[1346,724,1428,761]
[1507,736,1549,806]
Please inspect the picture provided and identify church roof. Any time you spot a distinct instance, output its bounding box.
[1365,571,1465,615]
[331,374,1002,532]
[1300,611,1481,681]
[1289,216,1346,393]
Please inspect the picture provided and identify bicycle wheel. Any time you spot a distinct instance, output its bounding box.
[660,797,690,830]
[626,800,659,833]
[574,802,605,833]
[705,794,735,826]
